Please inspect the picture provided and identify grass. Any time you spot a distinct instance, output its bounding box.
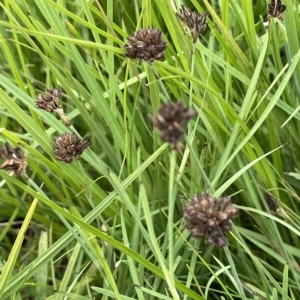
[0,0,300,299]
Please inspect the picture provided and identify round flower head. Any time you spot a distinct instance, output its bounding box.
[151,101,197,150]
[54,133,89,163]
[124,28,166,62]
[176,5,208,43]
[36,88,62,113]
[183,193,239,248]
[36,88,71,126]
[268,0,286,20]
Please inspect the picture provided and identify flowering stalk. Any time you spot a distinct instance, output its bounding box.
[124,28,169,98]
[176,5,208,43]
[176,6,208,190]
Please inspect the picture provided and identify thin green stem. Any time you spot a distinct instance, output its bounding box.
[187,43,196,136]
[168,149,177,288]
[150,62,170,100]
[224,246,247,300]
[185,138,215,194]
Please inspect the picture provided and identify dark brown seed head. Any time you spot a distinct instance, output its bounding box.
[46,88,61,99]
[36,88,62,113]
[54,133,89,163]
[268,0,286,20]
[183,193,239,248]
[176,5,208,43]
[0,142,28,176]
[151,101,197,150]
[124,28,167,62]
[261,194,280,215]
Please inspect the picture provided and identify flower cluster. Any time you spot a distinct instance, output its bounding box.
[36,88,70,126]
[35,88,88,164]
[0,142,28,176]
[36,88,62,113]
[184,193,239,248]
[152,101,197,150]
[176,5,208,43]
[54,133,89,163]
[262,194,280,215]
[268,0,286,20]
[124,28,166,62]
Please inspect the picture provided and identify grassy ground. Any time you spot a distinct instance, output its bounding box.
[0,0,300,299]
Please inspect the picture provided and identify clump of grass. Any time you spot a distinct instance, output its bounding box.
[0,1,299,300]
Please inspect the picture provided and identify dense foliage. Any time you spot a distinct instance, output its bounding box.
[0,1,300,299]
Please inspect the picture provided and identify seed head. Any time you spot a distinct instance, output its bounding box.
[268,0,286,20]
[54,133,89,163]
[262,194,280,215]
[0,142,28,176]
[36,88,71,126]
[183,193,239,248]
[176,5,208,43]
[124,28,167,62]
[36,88,62,113]
[151,101,197,150]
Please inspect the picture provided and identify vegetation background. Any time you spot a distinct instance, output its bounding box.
[0,0,300,299]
